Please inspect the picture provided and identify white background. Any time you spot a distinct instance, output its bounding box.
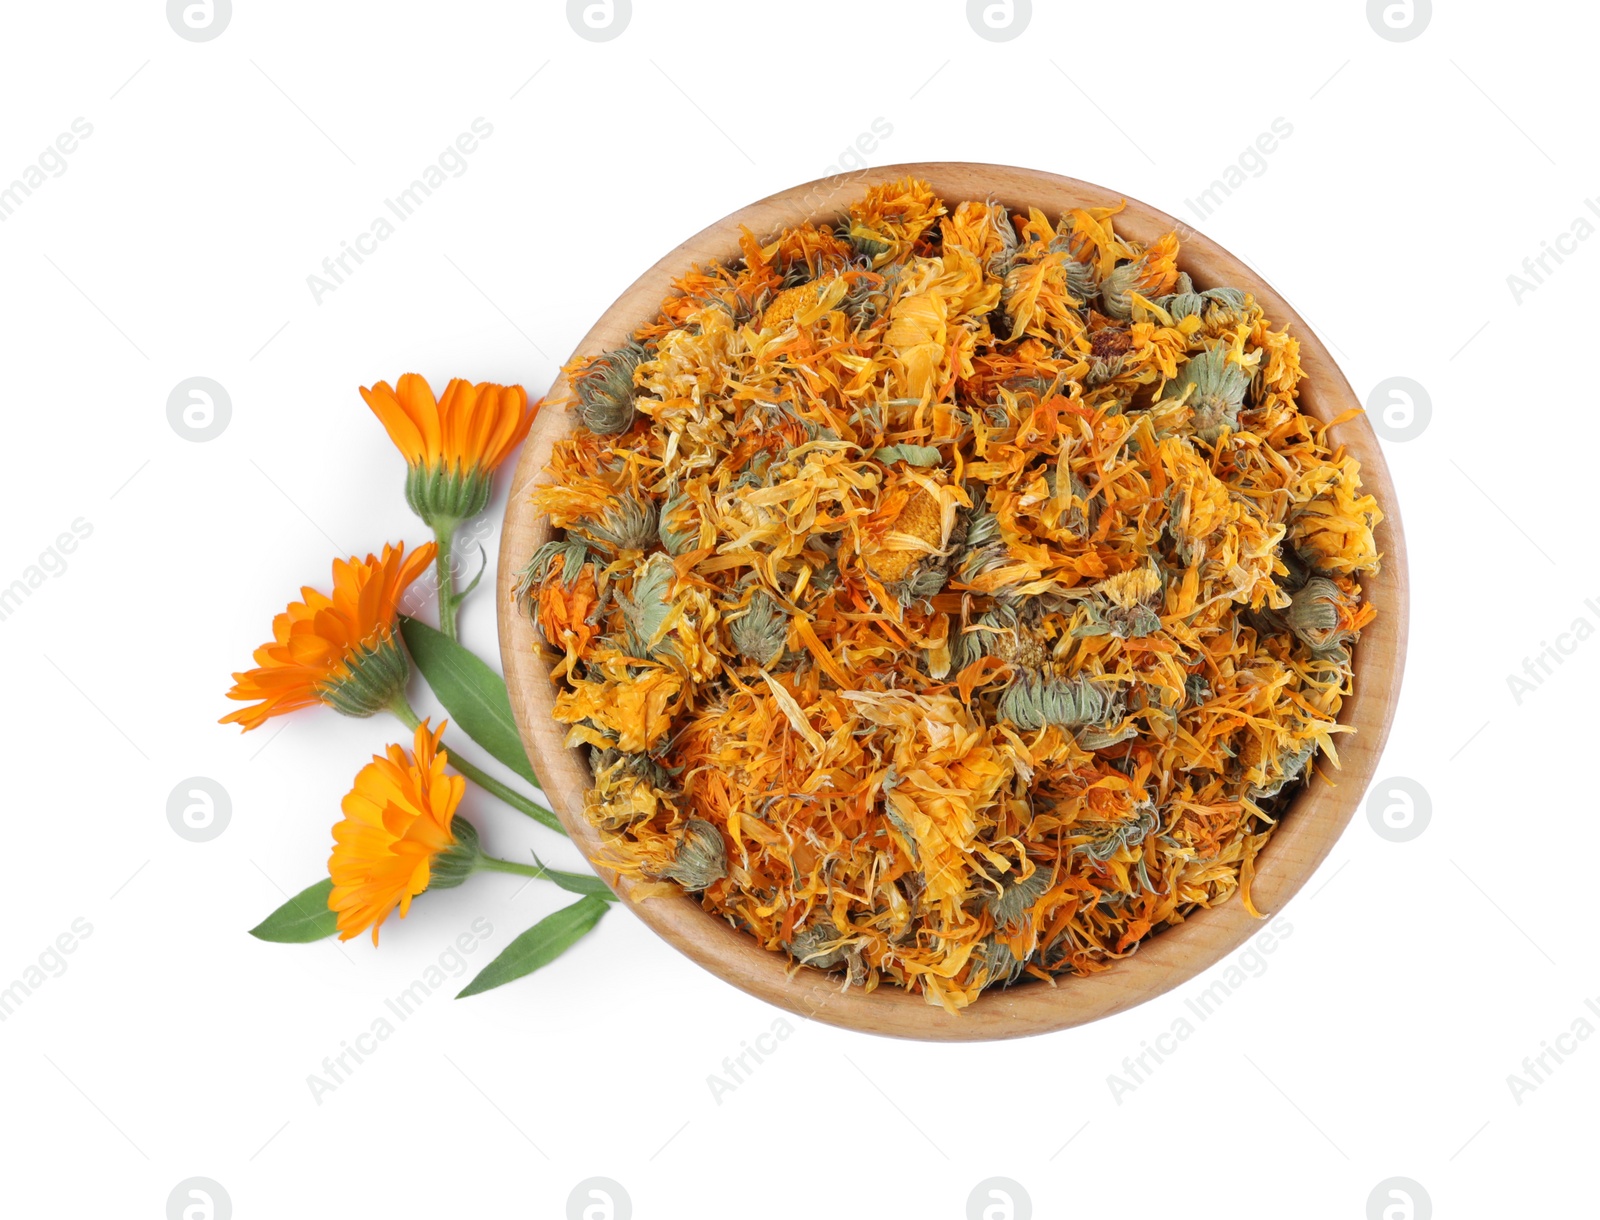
[0,2,1592,1216]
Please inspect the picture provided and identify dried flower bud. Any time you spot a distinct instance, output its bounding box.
[1048,232,1099,303]
[572,343,644,434]
[519,538,591,597]
[1078,566,1164,639]
[845,220,893,264]
[985,865,1051,928]
[840,270,892,327]
[998,673,1121,733]
[1100,248,1169,319]
[788,915,848,970]
[1205,286,1248,311]
[657,485,701,555]
[587,749,670,830]
[730,588,788,668]
[970,935,1028,990]
[985,206,1021,280]
[1160,344,1252,442]
[1286,576,1363,653]
[1249,740,1316,800]
[1077,802,1160,864]
[1157,272,1206,319]
[898,565,948,608]
[953,509,1012,588]
[659,818,727,891]
[576,491,658,553]
[1086,356,1126,387]
[618,552,677,659]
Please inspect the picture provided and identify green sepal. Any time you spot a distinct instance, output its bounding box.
[406,461,490,528]
[315,633,409,719]
[428,816,483,891]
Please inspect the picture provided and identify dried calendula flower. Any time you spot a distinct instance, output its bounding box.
[787,914,850,969]
[985,864,1052,928]
[998,673,1123,735]
[526,177,1383,1012]
[1078,566,1164,639]
[1286,575,1376,654]
[1099,232,1180,319]
[657,818,728,891]
[571,342,645,434]
[1159,342,1253,442]
[729,587,788,667]
[586,748,672,830]
[573,490,658,554]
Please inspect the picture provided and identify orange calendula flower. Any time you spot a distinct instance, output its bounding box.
[361,373,537,526]
[220,542,436,731]
[328,720,472,944]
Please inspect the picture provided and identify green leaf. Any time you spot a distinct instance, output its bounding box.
[249,879,338,944]
[400,615,541,788]
[874,443,942,467]
[457,895,609,998]
[530,854,618,900]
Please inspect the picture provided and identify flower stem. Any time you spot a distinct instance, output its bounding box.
[389,696,567,836]
[433,518,461,640]
[478,856,548,878]
[477,854,617,901]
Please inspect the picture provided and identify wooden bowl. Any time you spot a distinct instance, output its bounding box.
[497,162,1408,1041]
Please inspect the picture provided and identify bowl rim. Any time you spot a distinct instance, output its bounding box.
[496,161,1409,1041]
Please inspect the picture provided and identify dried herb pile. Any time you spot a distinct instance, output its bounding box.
[522,178,1382,1011]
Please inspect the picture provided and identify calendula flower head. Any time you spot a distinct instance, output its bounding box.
[328,720,475,944]
[361,373,535,528]
[220,542,436,730]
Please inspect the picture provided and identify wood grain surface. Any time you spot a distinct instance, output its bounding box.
[496,162,1409,1041]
